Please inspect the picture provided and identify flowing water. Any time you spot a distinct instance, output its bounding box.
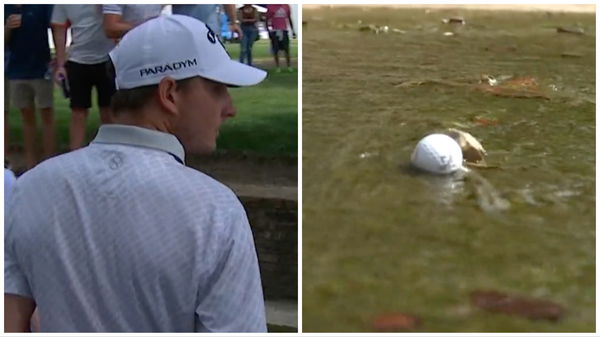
[302,6,595,332]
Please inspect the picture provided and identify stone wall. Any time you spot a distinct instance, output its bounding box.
[240,196,298,300]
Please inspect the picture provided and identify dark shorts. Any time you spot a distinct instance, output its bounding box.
[65,60,116,109]
[269,30,289,53]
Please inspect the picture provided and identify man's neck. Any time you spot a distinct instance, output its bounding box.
[111,111,172,134]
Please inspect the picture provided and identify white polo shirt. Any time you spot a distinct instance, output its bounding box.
[102,4,163,27]
[51,5,116,64]
[5,124,266,332]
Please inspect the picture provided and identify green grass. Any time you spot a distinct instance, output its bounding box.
[6,39,297,156]
[226,38,298,61]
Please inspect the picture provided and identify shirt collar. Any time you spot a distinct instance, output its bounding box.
[92,124,185,164]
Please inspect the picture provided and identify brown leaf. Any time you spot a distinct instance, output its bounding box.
[473,117,500,127]
[503,76,540,90]
[470,290,565,321]
[476,85,550,100]
[372,312,421,332]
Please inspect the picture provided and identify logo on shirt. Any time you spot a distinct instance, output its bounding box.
[139,59,198,77]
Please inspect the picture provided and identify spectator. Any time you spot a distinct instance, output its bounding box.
[239,5,258,66]
[4,5,56,170]
[102,4,163,39]
[172,4,241,39]
[51,5,117,150]
[5,15,268,332]
[266,4,296,72]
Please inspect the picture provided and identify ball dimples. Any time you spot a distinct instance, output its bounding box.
[411,134,463,174]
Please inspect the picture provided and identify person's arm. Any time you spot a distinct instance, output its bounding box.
[102,5,133,39]
[103,14,133,39]
[50,6,68,83]
[4,6,15,45]
[223,4,242,38]
[51,24,68,83]
[4,15,21,46]
[5,25,12,46]
[287,6,295,38]
[5,294,35,332]
[265,9,271,34]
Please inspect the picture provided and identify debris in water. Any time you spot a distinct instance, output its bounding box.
[472,116,500,127]
[479,74,498,86]
[481,87,550,99]
[442,17,466,25]
[561,52,583,58]
[358,152,376,159]
[395,75,550,100]
[470,290,565,321]
[372,312,421,332]
[359,25,373,32]
[499,76,539,90]
[556,26,585,35]
[359,24,389,34]
[443,31,455,36]
[444,129,487,163]
[477,76,550,100]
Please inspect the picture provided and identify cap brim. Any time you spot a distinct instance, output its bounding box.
[202,60,267,87]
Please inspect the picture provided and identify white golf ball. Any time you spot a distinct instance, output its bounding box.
[411,133,463,174]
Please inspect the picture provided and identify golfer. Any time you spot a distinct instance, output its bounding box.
[5,15,267,332]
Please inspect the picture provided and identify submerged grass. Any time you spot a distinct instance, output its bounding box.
[303,6,595,332]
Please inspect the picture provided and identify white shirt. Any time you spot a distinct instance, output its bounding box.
[5,124,267,332]
[4,168,17,208]
[102,4,163,27]
[51,5,115,64]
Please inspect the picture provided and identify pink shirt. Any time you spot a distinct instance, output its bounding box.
[267,4,290,31]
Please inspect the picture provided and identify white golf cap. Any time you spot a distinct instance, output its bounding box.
[109,14,267,90]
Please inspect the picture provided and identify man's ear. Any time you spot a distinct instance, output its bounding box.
[156,77,179,116]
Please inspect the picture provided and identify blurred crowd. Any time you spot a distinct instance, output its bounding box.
[4,4,295,172]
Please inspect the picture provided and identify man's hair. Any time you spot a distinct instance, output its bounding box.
[107,58,195,115]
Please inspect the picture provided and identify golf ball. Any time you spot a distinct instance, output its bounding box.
[411,134,463,174]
